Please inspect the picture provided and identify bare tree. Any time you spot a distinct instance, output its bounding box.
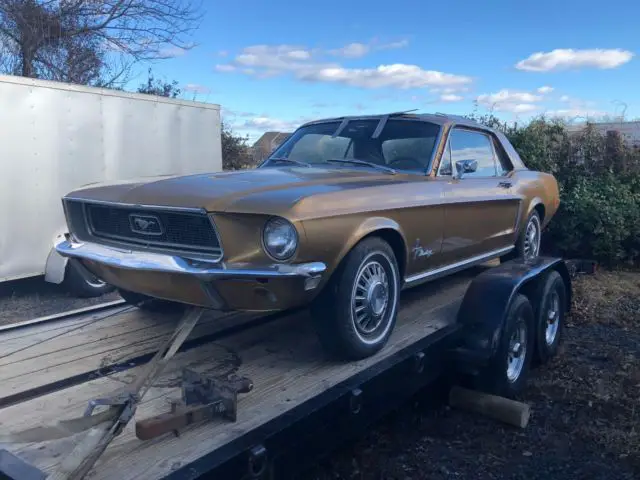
[0,0,204,86]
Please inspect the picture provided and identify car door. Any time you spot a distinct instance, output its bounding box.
[437,127,521,264]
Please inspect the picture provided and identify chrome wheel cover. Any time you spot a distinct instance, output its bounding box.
[350,253,397,345]
[506,318,527,383]
[523,215,541,260]
[545,290,560,346]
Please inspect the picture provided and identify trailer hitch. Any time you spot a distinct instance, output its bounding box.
[135,368,254,440]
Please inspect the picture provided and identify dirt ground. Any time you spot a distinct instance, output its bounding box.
[303,270,640,480]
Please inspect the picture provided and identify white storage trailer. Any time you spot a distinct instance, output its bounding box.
[0,74,223,296]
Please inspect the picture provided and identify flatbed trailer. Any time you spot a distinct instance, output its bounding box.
[0,257,587,480]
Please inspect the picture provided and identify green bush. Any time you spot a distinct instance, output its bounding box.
[469,113,640,268]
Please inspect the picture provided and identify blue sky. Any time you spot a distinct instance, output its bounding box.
[135,0,640,142]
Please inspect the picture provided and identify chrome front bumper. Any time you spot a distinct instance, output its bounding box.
[55,238,327,311]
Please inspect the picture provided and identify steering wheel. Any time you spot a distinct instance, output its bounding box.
[387,157,424,170]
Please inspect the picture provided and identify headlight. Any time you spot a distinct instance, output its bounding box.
[262,217,298,260]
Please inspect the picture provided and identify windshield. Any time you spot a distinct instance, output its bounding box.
[262,118,441,174]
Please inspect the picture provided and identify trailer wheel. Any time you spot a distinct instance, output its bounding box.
[533,270,566,365]
[63,260,114,298]
[310,236,400,360]
[472,293,535,398]
[117,288,184,313]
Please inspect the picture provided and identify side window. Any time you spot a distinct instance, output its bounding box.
[491,137,513,175]
[437,141,453,176]
[449,129,498,177]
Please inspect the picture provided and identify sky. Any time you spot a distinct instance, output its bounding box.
[135,0,640,143]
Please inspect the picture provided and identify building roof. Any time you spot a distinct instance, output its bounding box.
[252,131,292,149]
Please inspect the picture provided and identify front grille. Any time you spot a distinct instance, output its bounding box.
[85,203,221,254]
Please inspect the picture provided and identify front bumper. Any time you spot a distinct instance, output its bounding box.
[56,238,327,311]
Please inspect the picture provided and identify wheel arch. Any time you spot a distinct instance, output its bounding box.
[331,217,408,281]
[526,197,546,225]
[452,256,572,371]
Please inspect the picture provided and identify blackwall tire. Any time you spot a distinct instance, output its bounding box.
[472,293,535,398]
[502,210,542,263]
[117,288,185,313]
[533,270,567,365]
[310,236,400,361]
[63,260,115,298]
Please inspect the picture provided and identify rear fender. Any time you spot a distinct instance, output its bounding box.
[454,256,572,365]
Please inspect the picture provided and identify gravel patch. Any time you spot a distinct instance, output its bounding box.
[0,276,121,325]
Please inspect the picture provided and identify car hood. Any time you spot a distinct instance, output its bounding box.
[65,166,413,214]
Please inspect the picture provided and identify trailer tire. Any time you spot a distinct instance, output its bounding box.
[310,236,400,361]
[63,260,114,298]
[117,289,184,313]
[533,270,566,365]
[472,293,534,398]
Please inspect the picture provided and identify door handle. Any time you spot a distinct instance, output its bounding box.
[498,181,512,189]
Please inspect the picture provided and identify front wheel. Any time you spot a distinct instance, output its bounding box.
[118,288,185,313]
[63,260,115,298]
[310,236,401,360]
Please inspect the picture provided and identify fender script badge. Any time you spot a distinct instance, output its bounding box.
[412,239,433,259]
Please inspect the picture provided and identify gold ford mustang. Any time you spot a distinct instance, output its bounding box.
[56,112,560,359]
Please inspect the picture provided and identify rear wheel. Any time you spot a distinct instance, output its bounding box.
[502,209,542,263]
[310,236,401,360]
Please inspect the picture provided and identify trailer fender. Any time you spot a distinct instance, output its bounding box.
[453,256,572,370]
[44,234,69,284]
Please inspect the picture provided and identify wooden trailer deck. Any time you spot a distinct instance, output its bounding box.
[0,269,482,479]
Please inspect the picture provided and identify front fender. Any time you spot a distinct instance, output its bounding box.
[454,256,572,364]
[334,216,408,271]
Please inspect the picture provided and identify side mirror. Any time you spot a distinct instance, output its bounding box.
[454,159,477,178]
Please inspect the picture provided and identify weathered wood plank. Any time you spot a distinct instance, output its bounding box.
[0,307,259,403]
[0,271,476,479]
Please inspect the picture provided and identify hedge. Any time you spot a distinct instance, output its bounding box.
[469,113,640,268]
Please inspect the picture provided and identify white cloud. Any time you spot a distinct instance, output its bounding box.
[537,86,554,94]
[233,44,314,71]
[240,116,301,132]
[476,88,550,114]
[298,64,472,89]
[215,64,236,72]
[329,39,410,58]
[377,39,410,50]
[477,89,542,105]
[543,108,608,120]
[215,42,471,91]
[439,93,464,103]
[515,48,634,72]
[157,46,187,58]
[560,95,571,102]
[329,42,370,58]
[183,84,211,94]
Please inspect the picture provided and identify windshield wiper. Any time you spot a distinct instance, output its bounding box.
[326,158,396,174]
[267,157,312,167]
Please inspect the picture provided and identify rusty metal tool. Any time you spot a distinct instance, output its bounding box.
[135,369,253,440]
